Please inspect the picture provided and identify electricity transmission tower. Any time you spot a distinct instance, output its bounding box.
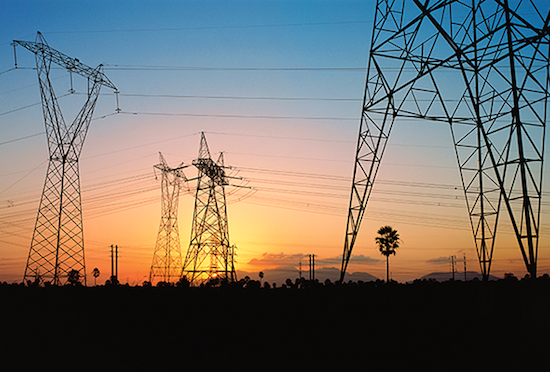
[181,132,237,285]
[14,32,118,286]
[149,152,188,284]
[341,0,549,281]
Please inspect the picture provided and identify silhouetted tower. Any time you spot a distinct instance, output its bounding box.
[14,32,118,286]
[182,133,236,284]
[309,254,315,281]
[451,256,456,281]
[149,153,187,284]
[110,244,119,285]
[463,253,467,281]
[341,0,549,282]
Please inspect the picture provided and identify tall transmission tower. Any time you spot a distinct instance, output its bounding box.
[341,0,549,281]
[149,153,188,284]
[14,32,118,286]
[181,132,237,285]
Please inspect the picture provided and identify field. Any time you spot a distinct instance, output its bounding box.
[1,278,549,370]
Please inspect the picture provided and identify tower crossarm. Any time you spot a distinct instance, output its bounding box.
[13,34,117,91]
[192,158,228,186]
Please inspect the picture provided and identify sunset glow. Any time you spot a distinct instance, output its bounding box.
[1,0,549,285]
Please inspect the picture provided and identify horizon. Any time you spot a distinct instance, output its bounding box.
[1,0,549,285]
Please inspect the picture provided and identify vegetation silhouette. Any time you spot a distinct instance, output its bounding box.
[66,269,82,286]
[92,268,100,286]
[2,275,550,370]
[375,225,401,282]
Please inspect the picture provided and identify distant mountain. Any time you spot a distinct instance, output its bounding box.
[238,267,502,285]
[237,266,379,285]
[322,267,379,283]
[418,271,499,282]
[237,266,298,286]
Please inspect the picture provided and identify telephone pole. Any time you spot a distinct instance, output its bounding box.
[451,256,456,281]
[463,254,467,282]
[308,254,315,281]
[110,244,119,285]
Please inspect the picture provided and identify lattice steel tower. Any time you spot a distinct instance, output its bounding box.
[149,153,187,284]
[182,132,236,284]
[14,32,118,285]
[341,0,549,281]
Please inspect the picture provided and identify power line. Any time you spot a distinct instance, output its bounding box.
[43,20,372,35]
[0,92,71,116]
[0,132,44,146]
[104,65,366,72]
[116,92,361,102]
[117,110,357,121]
[205,131,353,143]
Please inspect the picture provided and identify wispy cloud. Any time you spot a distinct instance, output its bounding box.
[247,252,308,266]
[247,252,381,267]
[426,256,451,264]
[317,254,381,265]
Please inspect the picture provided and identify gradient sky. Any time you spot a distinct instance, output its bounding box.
[1,0,549,284]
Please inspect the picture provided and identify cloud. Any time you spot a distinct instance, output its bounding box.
[317,254,381,265]
[350,254,382,264]
[247,252,308,266]
[247,252,382,267]
[426,256,451,264]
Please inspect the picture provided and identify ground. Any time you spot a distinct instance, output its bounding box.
[1,278,548,370]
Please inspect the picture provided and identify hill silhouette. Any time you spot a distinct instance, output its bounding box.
[237,266,378,285]
[419,271,499,282]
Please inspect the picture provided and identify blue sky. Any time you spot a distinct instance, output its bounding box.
[1,0,549,284]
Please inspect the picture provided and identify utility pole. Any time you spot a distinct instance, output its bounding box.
[14,32,118,286]
[308,254,315,281]
[451,256,456,281]
[463,253,467,282]
[313,254,315,281]
[111,244,119,285]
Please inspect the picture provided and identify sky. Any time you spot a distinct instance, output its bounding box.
[0,0,549,284]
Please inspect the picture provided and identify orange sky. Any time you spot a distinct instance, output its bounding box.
[1,1,548,284]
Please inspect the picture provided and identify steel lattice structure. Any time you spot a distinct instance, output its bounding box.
[181,132,236,284]
[14,32,117,286]
[341,0,549,281]
[149,153,188,284]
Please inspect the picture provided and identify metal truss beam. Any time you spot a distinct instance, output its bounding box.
[182,132,236,285]
[341,0,549,281]
[149,153,188,284]
[16,32,117,286]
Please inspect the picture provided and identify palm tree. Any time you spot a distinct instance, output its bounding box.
[375,226,401,282]
[92,268,100,286]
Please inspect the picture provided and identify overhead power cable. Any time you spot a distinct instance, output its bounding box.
[0,132,44,146]
[104,65,366,72]
[0,92,71,116]
[43,20,371,34]
[117,111,357,121]
[116,92,362,102]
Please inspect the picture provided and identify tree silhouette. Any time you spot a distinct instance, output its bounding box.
[67,269,81,286]
[375,226,400,282]
[92,268,100,286]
